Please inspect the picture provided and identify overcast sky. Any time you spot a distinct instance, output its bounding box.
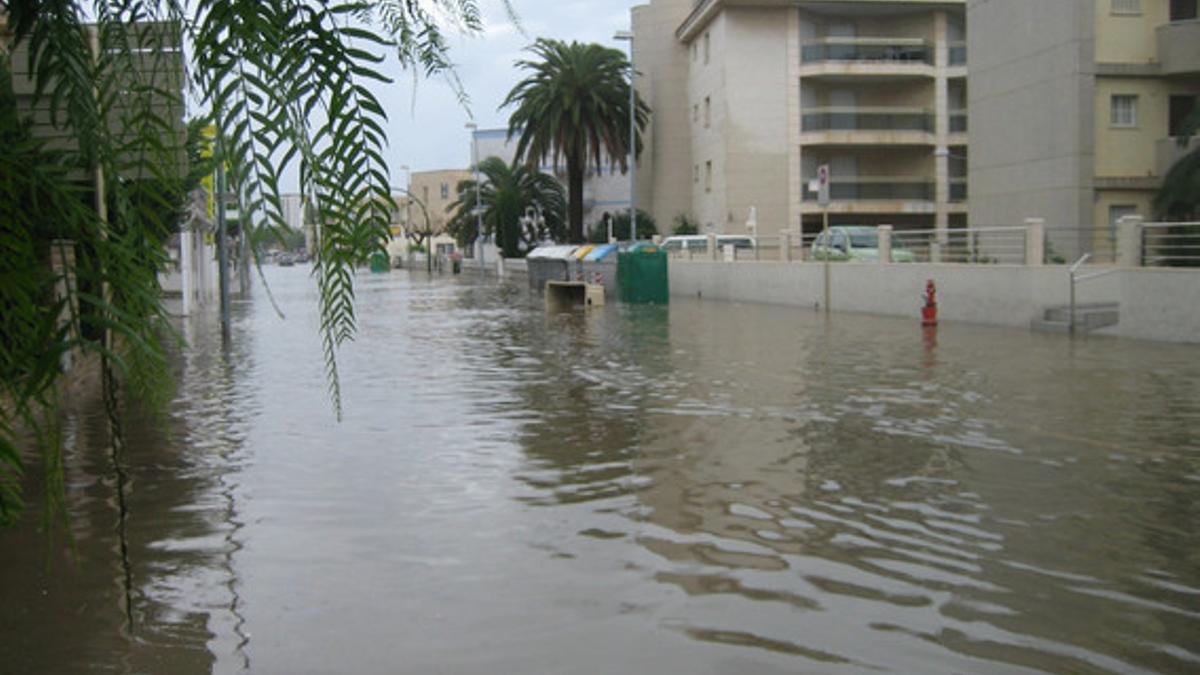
[378,0,644,181]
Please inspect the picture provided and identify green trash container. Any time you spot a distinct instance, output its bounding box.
[369,251,390,273]
[618,241,669,304]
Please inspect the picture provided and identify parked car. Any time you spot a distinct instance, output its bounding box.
[810,226,916,262]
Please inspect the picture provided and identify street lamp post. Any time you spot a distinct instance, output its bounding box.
[614,30,636,243]
[400,163,411,233]
[465,122,484,273]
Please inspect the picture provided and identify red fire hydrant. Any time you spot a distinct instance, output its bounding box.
[921,279,938,327]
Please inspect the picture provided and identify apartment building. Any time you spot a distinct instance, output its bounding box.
[632,0,967,237]
[969,0,1200,259]
[389,169,470,255]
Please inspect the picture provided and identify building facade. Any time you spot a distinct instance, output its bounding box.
[470,127,631,235]
[633,0,967,237]
[968,0,1200,259]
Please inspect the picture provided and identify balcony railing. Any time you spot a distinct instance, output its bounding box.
[801,107,933,133]
[950,179,967,202]
[802,176,935,202]
[801,38,931,65]
[949,110,968,133]
[1156,19,1200,76]
[948,42,967,66]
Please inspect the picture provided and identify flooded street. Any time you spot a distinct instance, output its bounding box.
[3,267,1199,674]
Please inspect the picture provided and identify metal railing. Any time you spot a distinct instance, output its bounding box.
[890,226,1029,264]
[802,176,935,202]
[1142,222,1200,267]
[801,38,931,65]
[667,227,1029,265]
[1043,226,1118,265]
[1067,253,1119,334]
[801,107,933,132]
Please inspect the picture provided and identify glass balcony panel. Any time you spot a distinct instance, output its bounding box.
[950,180,968,202]
[802,108,933,132]
[802,178,935,202]
[801,39,931,65]
[949,111,968,133]
[948,43,967,66]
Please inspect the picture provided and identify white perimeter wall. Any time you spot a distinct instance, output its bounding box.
[669,261,1200,343]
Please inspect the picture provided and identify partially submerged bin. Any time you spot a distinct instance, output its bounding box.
[526,245,577,291]
[618,242,669,304]
[579,244,619,297]
[369,251,390,273]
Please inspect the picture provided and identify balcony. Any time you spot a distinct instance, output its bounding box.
[948,42,967,67]
[949,110,968,133]
[1157,20,1200,76]
[949,178,968,202]
[800,107,935,145]
[802,176,935,203]
[1158,136,1200,177]
[800,38,934,78]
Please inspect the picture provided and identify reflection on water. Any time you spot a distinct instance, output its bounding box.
[2,268,1198,673]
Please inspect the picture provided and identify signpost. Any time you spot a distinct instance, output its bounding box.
[817,164,831,314]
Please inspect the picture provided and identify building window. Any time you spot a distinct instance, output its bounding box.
[705,160,713,192]
[1170,95,1198,137]
[440,182,449,199]
[693,164,699,183]
[1109,205,1139,241]
[1111,0,1141,15]
[704,97,711,128]
[1110,95,1138,127]
[704,32,710,65]
[1171,0,1198,21]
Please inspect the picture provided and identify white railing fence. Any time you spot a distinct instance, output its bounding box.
[663,218,1200,269]
[1141,222,1200,268]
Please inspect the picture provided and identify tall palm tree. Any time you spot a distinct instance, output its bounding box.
[446,156,566,257]
[503,39,649,243]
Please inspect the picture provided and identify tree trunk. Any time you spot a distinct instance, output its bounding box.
[567,152,585,244]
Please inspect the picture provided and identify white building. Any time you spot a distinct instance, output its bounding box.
[470,127,634,237]
[632,0,968,237]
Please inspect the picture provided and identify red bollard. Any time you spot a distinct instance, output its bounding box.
[921,279,938,327]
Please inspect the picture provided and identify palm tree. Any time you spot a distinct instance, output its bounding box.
[503,39,649,243]
[446,156,566,258]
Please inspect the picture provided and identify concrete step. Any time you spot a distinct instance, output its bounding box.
[1032,302,1119,334]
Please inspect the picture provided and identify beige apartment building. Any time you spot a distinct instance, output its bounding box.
[388,169,470,255]
[969,0,1200,259]
[632,0,967,237]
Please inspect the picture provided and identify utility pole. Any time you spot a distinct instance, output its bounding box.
[216,144,232,345]
[465,122,484,273]
[614,30,636,242]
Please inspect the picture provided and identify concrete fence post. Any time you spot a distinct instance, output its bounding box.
[780,231,792,262]
[1117,215,1144,267]
[878,225,893,264]
[1024,218,1046,266]
[707,233,718,261]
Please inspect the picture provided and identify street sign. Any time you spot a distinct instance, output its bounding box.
[817,164,830,207]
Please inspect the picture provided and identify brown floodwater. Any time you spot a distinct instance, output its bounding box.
[2,267,1199,674]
